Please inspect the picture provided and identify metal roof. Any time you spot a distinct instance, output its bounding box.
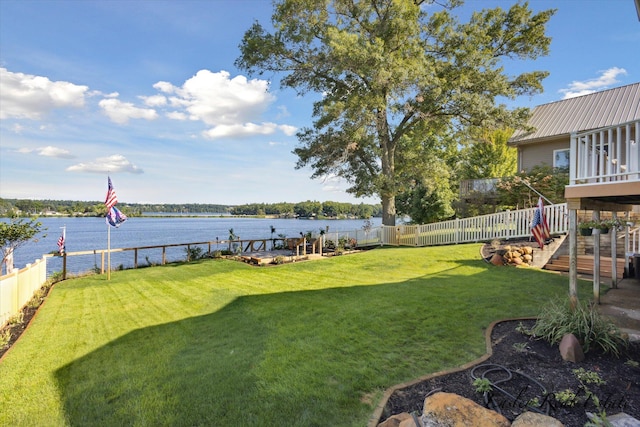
[509,82,640,145]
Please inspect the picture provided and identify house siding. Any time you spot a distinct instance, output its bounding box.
[518,138,568,171]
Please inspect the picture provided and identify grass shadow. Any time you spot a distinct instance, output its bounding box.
[54,262,588,426]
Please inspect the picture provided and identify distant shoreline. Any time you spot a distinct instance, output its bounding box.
[1,213,372,220]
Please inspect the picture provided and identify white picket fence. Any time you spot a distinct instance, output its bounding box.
[381,203,568,246]
[0,256,47,327]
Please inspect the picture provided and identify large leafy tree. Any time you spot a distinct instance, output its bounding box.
[236,0,554,225]
[459,128,517,181]
[395,129,458,223]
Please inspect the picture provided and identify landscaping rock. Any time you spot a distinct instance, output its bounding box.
[491,253,505,266]
[420,392,510,426]
[495,246,535,267]
[398,417,420,427]
[378,412,412,427]
[512,411,564,426]
[559,333,584,362]
[592,412,640,426]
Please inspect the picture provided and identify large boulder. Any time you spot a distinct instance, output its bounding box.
[491,253,505,266]
[512,411,564,426]
[421,392,510,426]
[378,412,412,427]
[559,333,584,362]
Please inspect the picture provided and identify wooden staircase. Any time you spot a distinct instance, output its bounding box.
[544,255,627,279]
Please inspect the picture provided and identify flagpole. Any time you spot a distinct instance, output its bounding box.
[60,226,67,280]
[107,220,111,280]
[104,175,126,280]
[519,179,553,205]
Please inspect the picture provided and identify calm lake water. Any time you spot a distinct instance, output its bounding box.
[4,216,382,276]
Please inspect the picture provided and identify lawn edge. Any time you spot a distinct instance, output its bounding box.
[368,316,538,427]
[0,280,59,363]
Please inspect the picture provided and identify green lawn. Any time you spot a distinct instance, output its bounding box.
[0,244,592,426]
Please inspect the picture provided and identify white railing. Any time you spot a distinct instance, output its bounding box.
[0,256,47,328]
[381,203,569,246]
[459,178,500,197]
[629,227,640,257]
[324,228,382,248]
[570,119,639,185]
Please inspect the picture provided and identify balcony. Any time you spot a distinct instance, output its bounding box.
[459,178,499,199]
[566,119,640,206]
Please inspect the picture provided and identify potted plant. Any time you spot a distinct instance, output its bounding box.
[578,221,597,236]
[596,219,622,234]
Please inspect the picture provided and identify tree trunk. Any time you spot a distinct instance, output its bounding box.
[381,194,396,226]
[377,105,396,227]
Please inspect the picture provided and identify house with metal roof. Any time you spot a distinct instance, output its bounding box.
[509,82,639,176]
[509,82,640,307]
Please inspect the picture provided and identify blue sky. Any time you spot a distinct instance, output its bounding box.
[1,0,638,206]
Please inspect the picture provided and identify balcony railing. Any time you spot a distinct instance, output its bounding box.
[459,178,499,198]
[569,119,639,185]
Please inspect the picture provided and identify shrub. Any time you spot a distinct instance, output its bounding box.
[27,289,46,308]
[554,389,578,407]
[272,255,285,265]
[532,298,628,356]
[473,378,492,393]
[572,368,605,386]
[7,312,24,326]
[49,270,64,283]
[0,330,10,348]
[185,246,203,262]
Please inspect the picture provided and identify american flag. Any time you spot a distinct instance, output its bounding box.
[105,176,118,210]
[106,206,127,228]
[531,197,550,249]
[57,230,65,255]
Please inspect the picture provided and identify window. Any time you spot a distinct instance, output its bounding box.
[553,149,570,170]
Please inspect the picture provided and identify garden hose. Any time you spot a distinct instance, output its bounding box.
[470,363,550,416]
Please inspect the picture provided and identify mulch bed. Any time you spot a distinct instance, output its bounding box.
[380,318,640,426]
[0,284,52,360]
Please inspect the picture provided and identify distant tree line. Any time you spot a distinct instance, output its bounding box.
[0,198,381,219]
[229,201,381,219]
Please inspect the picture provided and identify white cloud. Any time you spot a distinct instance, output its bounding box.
[66,154,143,174]
[141,94,167,107]
[202,122,298,140]
[0,67,88,120]
[560,67,628,99]
[98,97,158,124]
[16,146,75,158]
[170,70,275,125]
[166,111,187,120]
[150,69,297,139]
[276,105,290,119]
[153,81,175,93]
[39,146,75,158]
[279,124,297,136]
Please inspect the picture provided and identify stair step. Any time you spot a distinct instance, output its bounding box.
[545,261,626,269]
[544,264,625,279]
[544,255,627,279]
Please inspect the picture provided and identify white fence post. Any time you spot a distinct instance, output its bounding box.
[0,255,48,329]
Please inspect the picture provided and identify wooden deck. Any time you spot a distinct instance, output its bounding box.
[544,254,627,279]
